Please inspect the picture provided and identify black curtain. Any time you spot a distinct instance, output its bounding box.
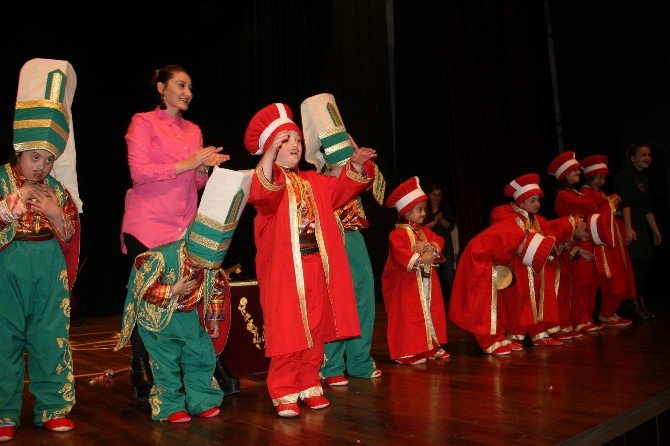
[0,2,393,316]
[394,0,557,243]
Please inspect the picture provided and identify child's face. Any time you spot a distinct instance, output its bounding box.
[588,174,606,190]
[405,200,427,225]
[564,167,580,185]
[18,150,55,183]
[275,130,302,168]
[520,194,541,214]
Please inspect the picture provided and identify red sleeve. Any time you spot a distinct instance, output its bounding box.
[554,189,597,218]
[249,163,287,215]
[388,228,420,272]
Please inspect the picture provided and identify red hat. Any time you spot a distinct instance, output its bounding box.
[244,103,302,155]
[504,173,543,205]
[587,213,614,247]
[385,177,427,216]
[547,151,580,181]
[580,155,609,179]
[520,232,555,274]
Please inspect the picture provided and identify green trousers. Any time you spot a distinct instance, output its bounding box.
[0,239,74,427]
[322,230,377,379]
[139,310,223,420]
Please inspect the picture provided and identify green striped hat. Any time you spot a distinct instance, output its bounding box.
[13,63,72,159]
[185,168,252,269]
[301,93,355,172]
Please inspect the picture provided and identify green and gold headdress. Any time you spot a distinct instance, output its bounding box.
[13,59,75,159]
[185,167,253,269]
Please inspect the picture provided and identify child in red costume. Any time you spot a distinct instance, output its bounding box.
[579,155,634,326]
[244,103,376,417]
[490,174,588,349]
[381,177,449,365]
[548,151,618,334]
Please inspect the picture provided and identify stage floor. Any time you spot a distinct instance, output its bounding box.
[15,303,670,445]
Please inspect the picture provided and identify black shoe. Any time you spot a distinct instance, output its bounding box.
[130,356,153,406]
[214,356,240,396]
[632,297,653,321]
[639,296,656,319]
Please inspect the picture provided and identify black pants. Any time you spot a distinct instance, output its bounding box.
[123,233,151,365]
[631,257,651,297]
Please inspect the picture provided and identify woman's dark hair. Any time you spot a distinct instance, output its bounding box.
[626,143,651,163]
[151,64,187,109]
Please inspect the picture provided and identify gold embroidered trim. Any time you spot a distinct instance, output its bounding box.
[324,139,352,155]
[299,385,323,400]
[238,296,265,349]
[15,99,69,121]
[286,177,312,348]
[272,392,300,406]
[188,231,232,251]
[491,266,498,335]
[485,339,510,354]
[255,164,283,191]
[318,126,346,139]
[345,162,371,184]
[13,119,68,142]
[195,213,237,232]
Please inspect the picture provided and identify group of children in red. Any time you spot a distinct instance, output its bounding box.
[0,56,648,443]
[449,151,637,355]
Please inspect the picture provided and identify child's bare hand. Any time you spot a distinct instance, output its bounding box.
[209,320,220,338]
[172,276,197,296]
[27,184,61,220]
[267,131,290,158]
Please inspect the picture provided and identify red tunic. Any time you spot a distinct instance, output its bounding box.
[448,220,526,335]
[381,224,447,359]
[580,186,636,302]
[489,204,575,332]
[249,162,372,357]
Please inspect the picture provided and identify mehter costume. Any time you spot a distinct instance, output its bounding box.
[449,220,554,355]
[302,93,385,383]
[579,155,634,326]
[114,167,251,421]
[244,103,371,412]
[549,151,615,333]
[381,177,449,363]
[490,174,577,347]
[0,59,80,431]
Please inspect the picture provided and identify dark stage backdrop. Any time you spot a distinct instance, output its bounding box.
[0,2,394,316]
[0,2,667,316]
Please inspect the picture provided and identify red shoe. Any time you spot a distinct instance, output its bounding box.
[490,345,511,355]
[395,355,427,365]
[551,332,573,341]
[371,369,382,378]
[167,411,191,423]
[276,402,301,417]
[195,407,220,418]
[302,395,330,410]
[578,323,602,333]
[0,425,15,442]
[534,338,564,346]
[324,376,349,386]
[508,342,524,351]
[568,330,583,339]
[44,417,74,432]
[431,348,451,359]
[600,316,633,327]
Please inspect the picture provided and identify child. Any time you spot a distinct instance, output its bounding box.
[0,60,80,441]
[490,174,588,348]
[381,177,449,364]
[579,155,634,326]
[244,103,376,417]
[449,219,555,355]
[301,93,384,386]
[548,151,616,334]
[114,167,250,423]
